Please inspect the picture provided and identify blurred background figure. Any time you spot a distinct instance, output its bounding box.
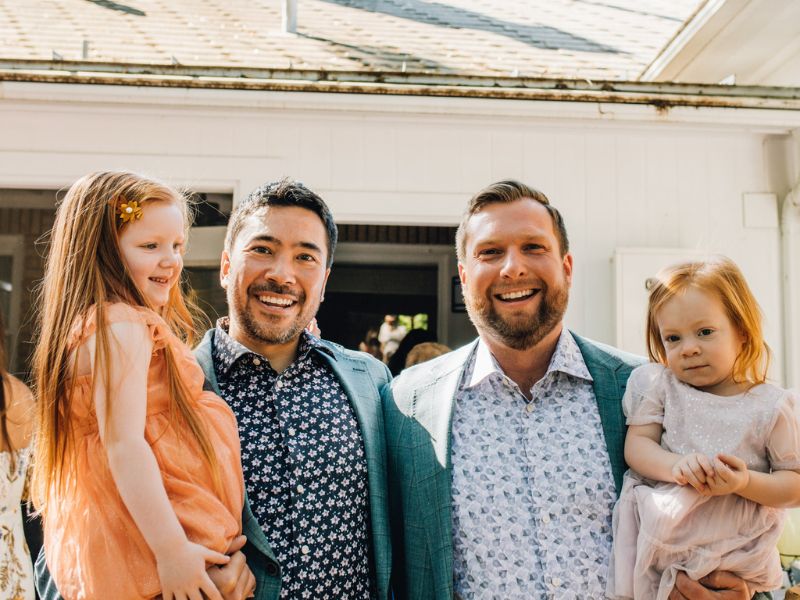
[405,342,451,369]
[378,314,407,362]
[0,313,35,600]
[387,328,436,376]
[364,337,383,360]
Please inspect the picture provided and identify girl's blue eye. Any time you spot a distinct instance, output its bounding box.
[699,328,714,336]
[664,334,680,343]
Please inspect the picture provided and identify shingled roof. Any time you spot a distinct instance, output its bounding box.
[0,0,702,81]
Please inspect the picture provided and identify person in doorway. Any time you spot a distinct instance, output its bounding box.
[382,179,771,600]
[378,314,406,362]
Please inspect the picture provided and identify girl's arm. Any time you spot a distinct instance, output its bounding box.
[625,423,715,493]
[91,320,228,600]
[708,454,800,508]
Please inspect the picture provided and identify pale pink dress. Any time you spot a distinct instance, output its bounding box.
[607,363,800,600]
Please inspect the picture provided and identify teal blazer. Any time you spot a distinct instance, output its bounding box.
[381,333,643,600]
[194,328,394,600]
[36,329,393,600]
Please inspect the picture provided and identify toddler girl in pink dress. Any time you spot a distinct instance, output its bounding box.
[607,256,800,599]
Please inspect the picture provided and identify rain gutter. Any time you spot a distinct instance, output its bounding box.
[1,59,799,111]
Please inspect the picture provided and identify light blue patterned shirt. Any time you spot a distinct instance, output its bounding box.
[451,329,617,599]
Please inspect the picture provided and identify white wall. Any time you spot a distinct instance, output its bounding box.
[0,82,793,379]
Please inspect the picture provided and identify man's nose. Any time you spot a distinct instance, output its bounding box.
[265,254,296,285]
[500,248,527,278]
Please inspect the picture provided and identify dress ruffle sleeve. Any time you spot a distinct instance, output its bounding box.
[622,362,667,426]
[767,391,800,471]
[67,303,169,353]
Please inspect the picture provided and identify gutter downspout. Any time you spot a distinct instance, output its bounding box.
[782,130,800,389]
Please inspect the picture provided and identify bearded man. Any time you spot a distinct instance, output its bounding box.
[382,180,766,600]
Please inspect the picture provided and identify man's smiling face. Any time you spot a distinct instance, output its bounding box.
[458,198,573,350]
[220,205,330,353]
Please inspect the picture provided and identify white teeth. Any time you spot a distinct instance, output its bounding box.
[150,277,168,284]
[257,295,294,307]
[499,289,535,300]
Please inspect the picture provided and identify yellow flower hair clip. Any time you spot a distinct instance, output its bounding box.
[118,200,143,224]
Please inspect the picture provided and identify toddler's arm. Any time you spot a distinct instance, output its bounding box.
[91,320,229,600]
[625,423,715,493]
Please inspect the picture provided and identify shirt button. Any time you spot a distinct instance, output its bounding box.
[542,514,551,524]
[287,427,296,436]
[552,577,562,587]
[301,545,310,555]
[296,484,304,494]
[252,357,261,366]
[525,403,534,413]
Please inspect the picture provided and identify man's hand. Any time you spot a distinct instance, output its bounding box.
[672,453,715,495]
[207,535,256,600]
[668,571,750,600]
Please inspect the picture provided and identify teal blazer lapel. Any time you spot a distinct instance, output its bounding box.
[316,348,392,597]
[409,343,475,591]
[572,333,644,492]
[194,329,280,567]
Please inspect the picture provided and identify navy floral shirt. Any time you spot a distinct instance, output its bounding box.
[212,320,373,599]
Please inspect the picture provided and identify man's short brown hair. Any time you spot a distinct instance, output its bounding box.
[455,180,569,260]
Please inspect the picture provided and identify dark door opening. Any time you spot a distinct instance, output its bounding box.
[317,263,438,351]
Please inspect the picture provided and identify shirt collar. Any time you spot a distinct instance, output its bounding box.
[465,328,593,390]
[212,316,330,378]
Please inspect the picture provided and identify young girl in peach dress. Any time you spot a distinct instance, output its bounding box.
[31,172,245,600]
[607,257,800,600]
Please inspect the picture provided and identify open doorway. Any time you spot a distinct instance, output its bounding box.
[317,263,438,350]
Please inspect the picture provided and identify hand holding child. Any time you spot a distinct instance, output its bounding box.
[157,539,230,600]
[672,452,716,495]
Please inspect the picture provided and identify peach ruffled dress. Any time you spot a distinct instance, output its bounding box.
[607,363,800,600]
[43,303,244,600]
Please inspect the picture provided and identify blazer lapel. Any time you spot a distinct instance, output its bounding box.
[316,350,392,591]
[409,343,475,589]
[572,333,639,493]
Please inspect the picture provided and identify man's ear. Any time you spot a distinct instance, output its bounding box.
[220,251,231,289]
[458,261,467,287]
[319,267,331,302]
[562,252,574,286]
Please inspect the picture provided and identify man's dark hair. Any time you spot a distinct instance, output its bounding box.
[455,180,569,260]
[225,178,338,267]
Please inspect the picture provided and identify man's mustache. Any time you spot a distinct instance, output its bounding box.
[250,282,304,301]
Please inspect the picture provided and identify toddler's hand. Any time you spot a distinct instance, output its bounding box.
[157,540,230,600]
[706,453,750,496]
[672,453,715,495]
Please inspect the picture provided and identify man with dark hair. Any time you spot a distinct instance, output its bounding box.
[383,180,764,600]
[37,179,393,600]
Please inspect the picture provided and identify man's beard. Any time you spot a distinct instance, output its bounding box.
[231,282,313,346]
[466,280,569,351]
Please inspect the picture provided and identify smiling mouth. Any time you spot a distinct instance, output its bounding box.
[149,276,170,285]
[495,289,539,302]
[256,294,297,308]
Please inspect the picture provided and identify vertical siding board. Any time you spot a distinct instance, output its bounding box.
[615,134,648,248]
[554,131,586,335]
[583,133,618,343]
